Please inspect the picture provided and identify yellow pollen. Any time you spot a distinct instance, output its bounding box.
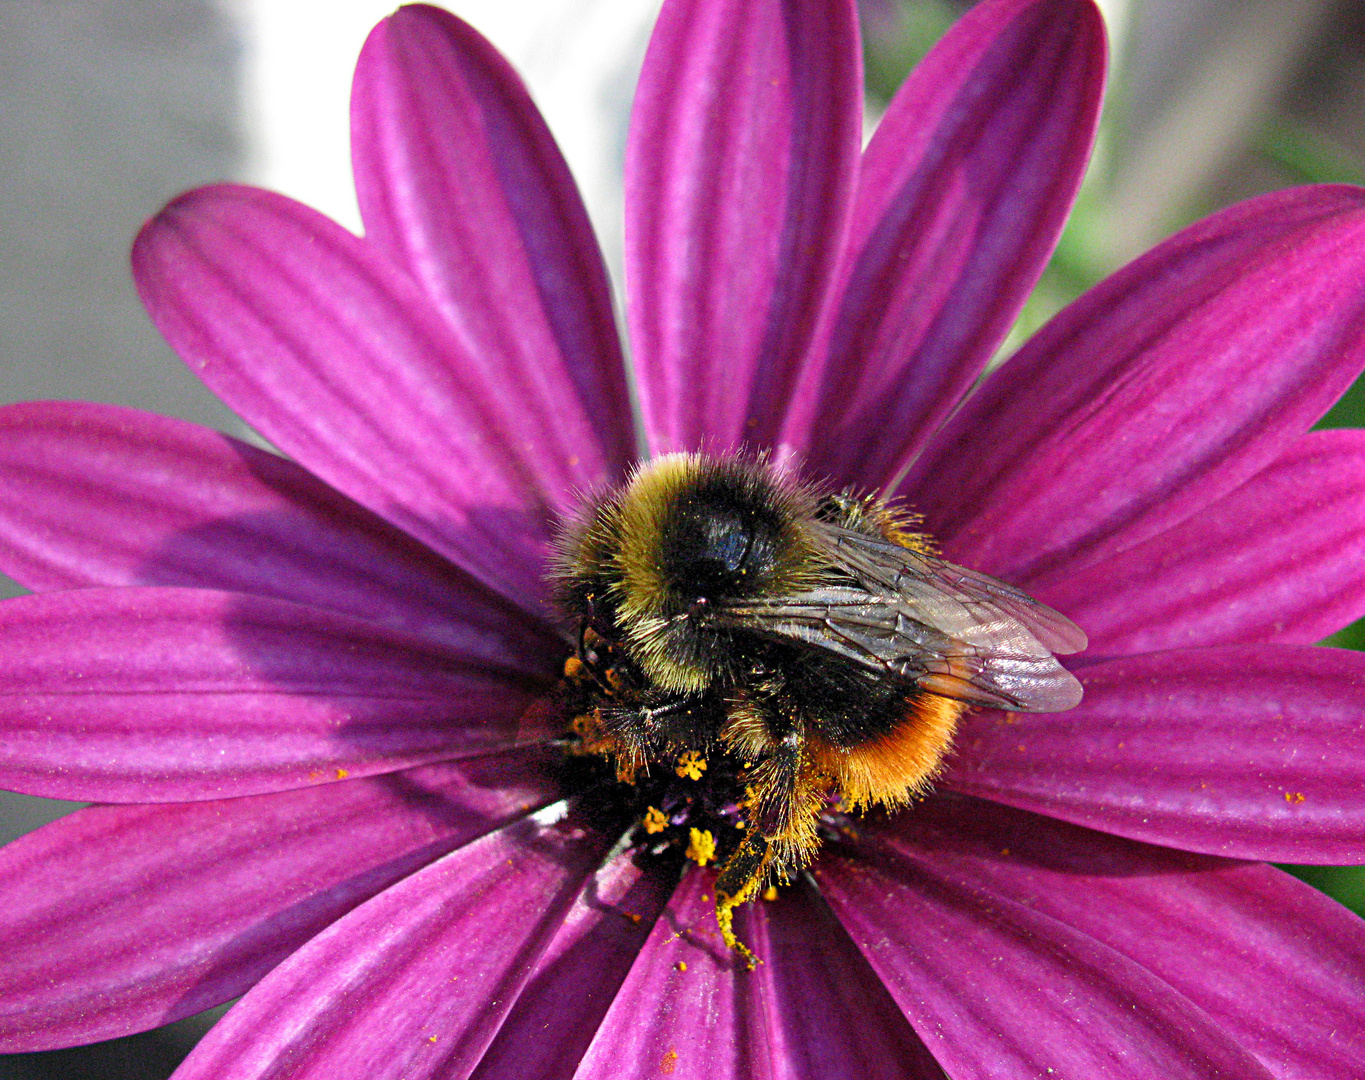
[1285,791,1306,804]
[563,656,586,680]
[675,961,687,972]
[335,768,349,780]
[762,886,778,901]
[676,750,707,780]
[685,827,717,866]
[643,806,668,834]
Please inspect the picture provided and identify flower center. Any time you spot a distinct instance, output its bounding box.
[558,630,759,877]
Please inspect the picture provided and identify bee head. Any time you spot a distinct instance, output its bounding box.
[556,453,821,694]
[660,482,779,602]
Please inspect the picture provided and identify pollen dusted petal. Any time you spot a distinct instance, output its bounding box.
[943,644,1365,862]
[625,0,862,453]
[907,185,1365,585]
[786,0,1105,488]
[0,749,561,1052]
[1026,428,1365,652]
[0,587,546,803]
[574,866,940,1080]
[0,400,561,673]
[167,814,613,1080]
[872,795,1365,1080]
[816,839,1278,1080]
[571,867,766,1080]
[351,5,634,481]
[749,877,953,1080]
[469,849,676,1080]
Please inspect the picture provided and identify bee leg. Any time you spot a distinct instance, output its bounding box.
[715,831,769,970]
[711,728,810,970]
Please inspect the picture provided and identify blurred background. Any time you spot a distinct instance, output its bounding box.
[1,0,1363,1073]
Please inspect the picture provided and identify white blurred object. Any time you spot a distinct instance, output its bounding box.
[225,0,661,278]
[1093,0,1128,59]
[219,0,393,233]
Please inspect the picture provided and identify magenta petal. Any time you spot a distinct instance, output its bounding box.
[0,401,559,671]
[625,0,862,453]
[132,184,587,617]
[945,644,1365,861]
[879,796,1365,1080]
[750,878,949,1080]
[787,0,1105,486]
[0,587,544,802]
[817,840,1276,1080]
[572,866,765,1080]
[1030,429,1365,653]
[0,749,560,1052]
[905,186,1365,583]
[169,813,611,1080]
[469,850,675,1079]
[351,5,633,475]
[573,867,940,1080]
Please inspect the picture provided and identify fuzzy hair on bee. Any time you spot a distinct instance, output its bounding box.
[554,452,1086,962]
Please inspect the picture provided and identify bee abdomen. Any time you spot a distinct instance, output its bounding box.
[809,690,965,810]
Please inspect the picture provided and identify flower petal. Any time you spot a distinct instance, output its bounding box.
[132,184,591,617]
[0,587,545,802]
[1029,429,1365,653]
[749,878,951,1080]
[0,401,560,672]
[625,0,862,453]
[0,749,560,1052]
[169,810,613,1080]
[945,644,1365,861]
[571,865,768,1080]
[785,0,1105,485]
[904,186,1365,583]
[816,838,1277,1080]
[878,794,1365,1080]
[351,5,634,475]
[469,849,676,1079]
[572,866,942,1080]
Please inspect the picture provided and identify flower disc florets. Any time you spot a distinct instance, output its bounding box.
[558,631,757,870]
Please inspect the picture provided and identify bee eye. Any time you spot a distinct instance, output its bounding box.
[665,503,775,599]
[698,510,750,573]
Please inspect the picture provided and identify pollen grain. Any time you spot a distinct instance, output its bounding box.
[675,750,707,780]
[685,828,717,866]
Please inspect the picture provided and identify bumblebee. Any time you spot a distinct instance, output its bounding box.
[554,452,1085,961]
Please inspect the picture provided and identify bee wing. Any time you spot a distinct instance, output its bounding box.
[719,522,1086,712]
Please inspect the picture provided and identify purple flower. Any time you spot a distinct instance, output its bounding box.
[2,0,1365,1075]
